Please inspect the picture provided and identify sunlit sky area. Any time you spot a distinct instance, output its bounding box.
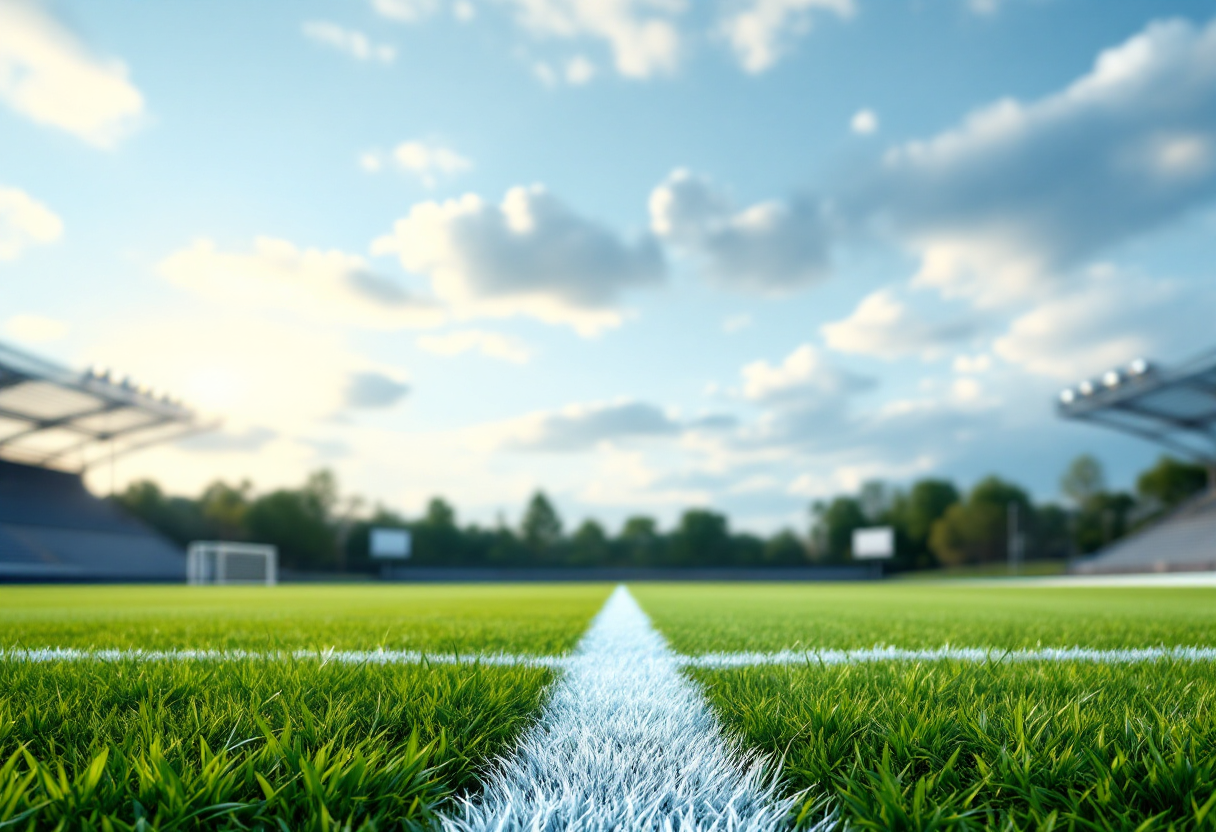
[2,0,1215,531]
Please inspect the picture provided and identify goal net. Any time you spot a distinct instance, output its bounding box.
[187,541,278,585]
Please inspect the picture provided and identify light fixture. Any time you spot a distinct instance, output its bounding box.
[1102,370,1121,388]
[1078,380,1096,396]
[1128,358,1151,376]
[1059,389,1076,404]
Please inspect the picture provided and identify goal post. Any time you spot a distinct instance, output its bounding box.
[187,541,278,585]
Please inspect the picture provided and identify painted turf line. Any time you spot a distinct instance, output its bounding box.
[441,585,810,832]
[6,644,1216,667]
[0,647,562,668]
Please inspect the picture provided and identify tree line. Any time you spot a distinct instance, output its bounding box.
[115,454,1209,574]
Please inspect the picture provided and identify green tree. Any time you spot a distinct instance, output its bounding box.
[1061,455,1106,506]
[763,529,807,566]
[809,497,867,563]
[619,516,662,566]
[569,519,609,566]
[1136,456,1209,513]
[198,480,251,540]
[668,509,731,567]
[520,491,563,556]
[246,489,338,571]
[929,476,1032,566]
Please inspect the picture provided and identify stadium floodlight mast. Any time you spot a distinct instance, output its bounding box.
[187,541,278,586]
[1057,348,1216,490]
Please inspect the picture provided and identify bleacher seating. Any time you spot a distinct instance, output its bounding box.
[0,459,184,581]
[1072,490,1216,574]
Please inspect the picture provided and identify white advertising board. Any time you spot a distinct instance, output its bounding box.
[370,528,412,560]
[852,526,894,560]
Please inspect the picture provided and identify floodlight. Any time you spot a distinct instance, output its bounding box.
[1078,380,1096,396]
[1128,358,1151,376]
[1102,370,1121,388]
[1059,389,1076,404]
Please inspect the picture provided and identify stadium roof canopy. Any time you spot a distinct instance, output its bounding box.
[0,340,212,471]
[1057,348,1216,467]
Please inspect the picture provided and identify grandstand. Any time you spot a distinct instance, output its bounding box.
[1058,348,1216,574]
[0,341,210,581]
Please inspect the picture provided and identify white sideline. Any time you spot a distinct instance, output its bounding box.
[6,644,1216,668]
[682,644,1216,668]
[441,585,809,832]
[0,647,562,668]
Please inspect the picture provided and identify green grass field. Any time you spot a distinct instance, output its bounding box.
[0,584,611,652]
[3,581,1216,830]
[0,584,608,829]
[632,583,1216,650]
[633,583,1216,831]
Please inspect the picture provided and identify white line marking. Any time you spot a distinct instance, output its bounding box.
[442,585,808,832]
[682,645,1216,668]
[5,644,1216,668]
[0,647,562,668]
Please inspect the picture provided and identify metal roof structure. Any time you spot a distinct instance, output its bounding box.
[1057,348,1216,470]
[0,340,213,471]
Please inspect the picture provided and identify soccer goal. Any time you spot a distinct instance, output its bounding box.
[187,541,278,585]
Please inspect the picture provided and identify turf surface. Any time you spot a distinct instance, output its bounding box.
[0,584,610,829]
[632,583,1216,652]
[0,584,611,653]
[695,660,1216,831]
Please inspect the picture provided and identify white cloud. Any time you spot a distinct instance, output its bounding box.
[159,237,442,330]
[372,185,666,335]
[503,0,683,79]
[417,329,533,363]
[952,353,992,374]
[871,17,1216,307]
[362,140,472,186]
[650,169,833,293]
[741,343,870,404]
[0,0,143,147]
[718,0,854,73]
[3,313,68,343]
[722,313,753,334]
[302,21,396,63]
[992,273,1190,382]
[821,288,974,360]
[501,399,735,451]
[850,107,877,135]
[0,185,62,260]
[566,55,596,84]
[372,0,440,23]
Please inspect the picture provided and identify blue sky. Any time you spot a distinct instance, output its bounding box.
[2,0,1215,533]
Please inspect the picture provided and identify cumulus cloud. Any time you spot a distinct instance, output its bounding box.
[650,169,833,293]
[740,343,871,404]
[178,426,278,454]
[2,313,68,343]
[0,186,62,261]
[718,0,854,73]
[344,371,410,408]
[372,0,440,23]
[503,0,683,78]
[991,271,1200,381]
[373,185,665,335]
[417,329,533,363]
[362,140,471,186]
[303,21,396,63]
[821,288,974,360]
[159,237,441,330]
[850,108,877,135]
[868,16,1216,306]
[0,0,143,147]
[505,400,735,451]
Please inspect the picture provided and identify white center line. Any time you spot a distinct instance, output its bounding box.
[441,585,808,832]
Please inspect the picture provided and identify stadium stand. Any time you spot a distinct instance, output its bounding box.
[1059,348,1216,574]
[0,340,210,582]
